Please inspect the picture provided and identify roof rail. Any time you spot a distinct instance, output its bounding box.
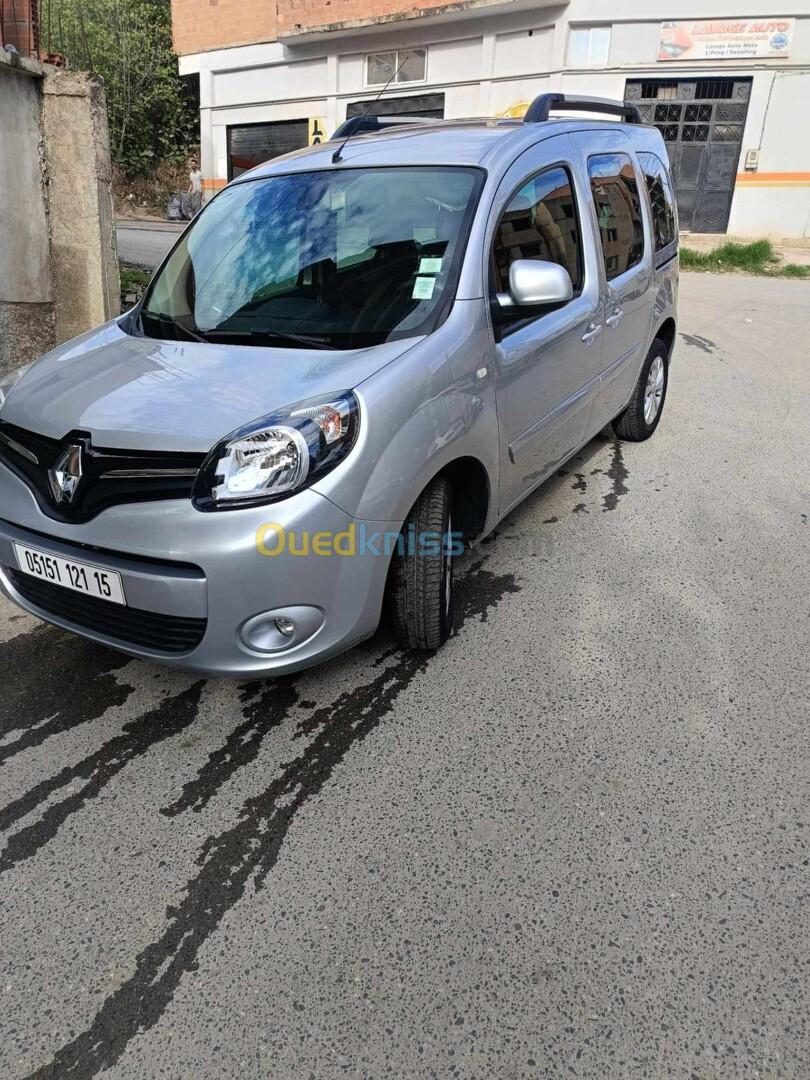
[524,93,643,125]
[330,114,439,140]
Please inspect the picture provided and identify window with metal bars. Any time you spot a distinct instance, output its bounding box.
[639,81,678,100]
[684,104,712,122]
[694,80,734,99]
[655,104,682,122]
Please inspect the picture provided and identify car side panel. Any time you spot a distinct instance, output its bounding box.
[312,299,500,532]
[481,134,606,512]
[569,130,658,431]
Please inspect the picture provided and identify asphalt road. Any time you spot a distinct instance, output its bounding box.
[116,220,183,270]
[1,274,808,1079]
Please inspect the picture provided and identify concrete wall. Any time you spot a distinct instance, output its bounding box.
[0,54,56,372]
[0,51,119,376]
[727,70,810,238]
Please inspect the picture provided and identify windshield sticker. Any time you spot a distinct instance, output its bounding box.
[337,227,372,268]
[419,257,443,275]
[412,277,436,301]
[414,227,437,243]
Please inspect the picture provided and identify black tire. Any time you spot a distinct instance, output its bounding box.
[388,477,454,651]
[612,338,669,442]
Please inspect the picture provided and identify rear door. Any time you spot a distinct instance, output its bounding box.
[488,135,605,512]
[570,131,655,428]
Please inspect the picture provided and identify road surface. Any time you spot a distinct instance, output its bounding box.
[116,220,183,270]
[1,274,808,1079]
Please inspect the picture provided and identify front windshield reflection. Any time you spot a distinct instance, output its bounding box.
[141,166,482,351]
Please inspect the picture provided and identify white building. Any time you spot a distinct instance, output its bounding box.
[179,1,810,237]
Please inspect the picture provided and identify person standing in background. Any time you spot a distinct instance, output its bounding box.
[187,158,204,216]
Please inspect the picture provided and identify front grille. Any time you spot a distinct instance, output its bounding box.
[0,420,205,523]
[5,567,207,654]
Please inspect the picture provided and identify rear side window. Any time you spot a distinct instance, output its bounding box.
[637,151,678,256]
[587,153,644,280]
[492,166,583,297]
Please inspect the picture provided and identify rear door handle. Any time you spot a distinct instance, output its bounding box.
[582,322,602,345]
[605,308,624,328]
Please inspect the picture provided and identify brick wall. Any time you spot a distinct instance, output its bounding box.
[170,0,463,55]
[1,0,39,57]
[276,0,458,37]
[171,0,277,56]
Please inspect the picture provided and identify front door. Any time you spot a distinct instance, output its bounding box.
[489,141,605,512]
[571,132,655,428]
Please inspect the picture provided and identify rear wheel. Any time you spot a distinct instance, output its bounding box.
[612,339,669,442]
[389,477,454,651]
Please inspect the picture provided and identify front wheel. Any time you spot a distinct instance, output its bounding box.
[612,339,669,442]
[388,477,454,651]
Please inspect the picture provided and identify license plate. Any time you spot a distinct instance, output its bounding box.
[13,543,126,606]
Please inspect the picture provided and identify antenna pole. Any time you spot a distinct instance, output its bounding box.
[332,52,410,164]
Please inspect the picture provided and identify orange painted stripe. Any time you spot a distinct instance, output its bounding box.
[736,171,810,182]
[204,179,227,190]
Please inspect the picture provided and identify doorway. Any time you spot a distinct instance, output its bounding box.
[625,78,751,233]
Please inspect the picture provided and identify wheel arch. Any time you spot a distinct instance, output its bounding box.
[654,316,677,359]
[437,456,491,543]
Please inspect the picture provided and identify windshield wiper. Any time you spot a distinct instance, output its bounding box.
[144,311,208,344]
[202,328,339,351]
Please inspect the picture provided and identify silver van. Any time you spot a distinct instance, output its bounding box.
[0,94,678,676]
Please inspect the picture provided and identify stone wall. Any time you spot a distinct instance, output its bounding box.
[42,71,119,347]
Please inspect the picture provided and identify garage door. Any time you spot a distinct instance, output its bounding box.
[227,120,310,180]
[345,92,445,120]
[625,78,751,233]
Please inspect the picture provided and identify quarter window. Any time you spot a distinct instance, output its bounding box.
[587,153,644,280]
[492,166,583,302]
[366,49,427,87]
[569,26,611,68]
[637,151,677,254]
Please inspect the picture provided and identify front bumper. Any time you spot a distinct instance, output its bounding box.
[0,462,397,676]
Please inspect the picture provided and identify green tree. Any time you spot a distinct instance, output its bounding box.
[44,0,198,175]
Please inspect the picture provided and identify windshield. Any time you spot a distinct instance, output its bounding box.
[140,166,482,350]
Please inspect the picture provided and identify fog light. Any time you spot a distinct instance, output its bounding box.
[239,606,324,654]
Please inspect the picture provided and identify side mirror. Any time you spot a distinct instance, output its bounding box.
[497,259,574,309]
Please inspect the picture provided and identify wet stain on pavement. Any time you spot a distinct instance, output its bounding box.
[571,473,587,493]
[602,441,629,513]
[0,625,132,766]
[24,560,521,1080]
[0,683,205,876]
[453,558,521,628]
[161,679,299,817]
[680,332,716,355]
[573,502,589,514]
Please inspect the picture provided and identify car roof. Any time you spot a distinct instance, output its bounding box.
[238,117,665,180]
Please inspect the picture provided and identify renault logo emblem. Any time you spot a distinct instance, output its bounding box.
[49,443,83,504]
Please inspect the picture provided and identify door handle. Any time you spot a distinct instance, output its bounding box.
[582,322,602,345]
[605,308,625,328]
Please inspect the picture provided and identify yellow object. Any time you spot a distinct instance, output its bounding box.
[498,102,530,119]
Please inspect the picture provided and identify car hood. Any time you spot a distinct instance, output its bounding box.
[1,320,420,452]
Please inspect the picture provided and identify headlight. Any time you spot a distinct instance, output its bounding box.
[0,364,32,412]
[193,391,359,510]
